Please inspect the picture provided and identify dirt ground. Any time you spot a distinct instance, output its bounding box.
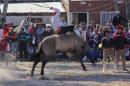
[0,61,130,86]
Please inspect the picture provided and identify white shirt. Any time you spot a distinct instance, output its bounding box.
[51,8,61,31]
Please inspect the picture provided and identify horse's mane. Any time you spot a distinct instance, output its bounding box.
[60,25,75,34]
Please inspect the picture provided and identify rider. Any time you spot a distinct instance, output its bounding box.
[50,7,62,34]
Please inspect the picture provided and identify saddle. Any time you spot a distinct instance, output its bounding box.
[58,26,75,34]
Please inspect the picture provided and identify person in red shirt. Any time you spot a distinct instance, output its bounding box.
[113,25,128,72]
[0,38,7,51]
[3,24,11,39]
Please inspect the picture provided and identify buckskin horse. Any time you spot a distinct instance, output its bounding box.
[31,26,90,79]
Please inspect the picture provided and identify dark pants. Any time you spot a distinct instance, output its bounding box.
[18,41,28,59]
[86,49,95,65]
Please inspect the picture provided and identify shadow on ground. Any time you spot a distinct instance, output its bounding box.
[1,73,130,86]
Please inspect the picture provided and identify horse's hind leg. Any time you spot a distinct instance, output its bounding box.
[79,57,87,71]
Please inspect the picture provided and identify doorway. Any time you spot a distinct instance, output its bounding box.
[72,12,88,25]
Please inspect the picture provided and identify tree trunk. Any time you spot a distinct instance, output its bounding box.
[2,0,9,26]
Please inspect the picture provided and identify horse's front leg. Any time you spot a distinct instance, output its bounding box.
[31,57,41,77]
[40,60,47,75]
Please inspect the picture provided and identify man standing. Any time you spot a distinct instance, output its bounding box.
[112,11,128,29]
[113,25,128,72]
[17,28,30,60]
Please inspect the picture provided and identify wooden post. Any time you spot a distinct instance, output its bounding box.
[125,0,129,29]
[113,0,119,11]
[2,0,9,26]
[125,0,129,19]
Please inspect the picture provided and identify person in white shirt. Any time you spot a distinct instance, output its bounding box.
[74,25,80,36]
[50,7,61,34]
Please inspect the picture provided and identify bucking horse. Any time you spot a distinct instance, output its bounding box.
[31,26,90,79]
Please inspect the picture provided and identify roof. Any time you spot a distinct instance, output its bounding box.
[0,0,60,3]
[0,2,65,13]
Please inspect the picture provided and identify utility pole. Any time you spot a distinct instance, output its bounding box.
[125,0,129,20]
[125,0,129,29]
[114,0,119,11]
[2,0,9,26]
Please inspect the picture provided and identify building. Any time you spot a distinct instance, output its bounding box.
[0,2,65,26]
[0,0,60,3]
[0,0,128,27]
[62,0,127,26]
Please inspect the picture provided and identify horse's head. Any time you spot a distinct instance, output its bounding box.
[73,27,90,53]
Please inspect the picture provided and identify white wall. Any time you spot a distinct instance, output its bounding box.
[6,16,52,26]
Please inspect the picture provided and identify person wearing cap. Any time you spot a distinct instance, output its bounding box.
[112,11,128,28]
[113,25,128,72]
[43,24,54,37]
[101,27,114,71]
[50,7,62,34]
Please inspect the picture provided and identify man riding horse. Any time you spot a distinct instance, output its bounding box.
[50,7,73,34]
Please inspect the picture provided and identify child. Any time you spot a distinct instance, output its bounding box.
[101,27,114,71]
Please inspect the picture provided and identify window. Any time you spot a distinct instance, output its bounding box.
[72,12,88,25]
[100,11,116,25]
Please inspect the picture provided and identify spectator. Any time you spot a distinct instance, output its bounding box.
[43,24,54,37]
[112,11,128,28]
[101,27,114,71]
[74,25,80,36]
[7,27,17,55]
[17,28,30,60]
[113,25,128,71]
[3,24,10,39]
[35,24,45,43]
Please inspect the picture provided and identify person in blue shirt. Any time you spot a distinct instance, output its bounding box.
[17,28,30,60]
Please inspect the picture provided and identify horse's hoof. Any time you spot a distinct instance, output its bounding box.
[39,77,49,80]
[40,73,43,75]
[30,73,33,77]
[123,68,129,72]
[83,68,87,71]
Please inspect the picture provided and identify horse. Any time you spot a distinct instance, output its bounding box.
[31,26,90,79]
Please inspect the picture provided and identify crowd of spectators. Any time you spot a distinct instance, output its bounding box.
[0,12,130,66]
